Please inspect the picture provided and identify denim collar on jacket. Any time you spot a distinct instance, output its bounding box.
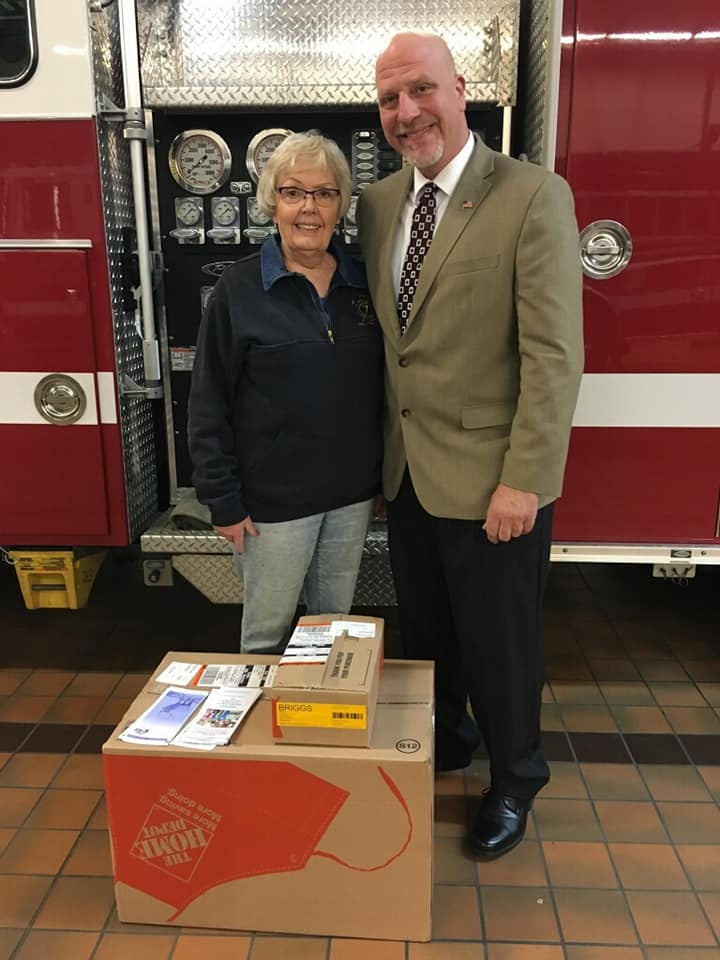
[260,232,366,292]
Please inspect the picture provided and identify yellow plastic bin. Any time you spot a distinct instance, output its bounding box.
[9,549,107,610]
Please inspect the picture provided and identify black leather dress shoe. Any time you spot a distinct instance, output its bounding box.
[468,792,532,859]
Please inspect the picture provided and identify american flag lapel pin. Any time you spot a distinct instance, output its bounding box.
[462,200,473,209]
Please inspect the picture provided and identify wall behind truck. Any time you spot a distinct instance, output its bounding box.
[0,0,161,548]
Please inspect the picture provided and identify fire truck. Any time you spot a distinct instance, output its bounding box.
[1,0,719,607]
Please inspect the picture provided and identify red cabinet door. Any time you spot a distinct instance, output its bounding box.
[0,249,110,538]
[555,0,720,543]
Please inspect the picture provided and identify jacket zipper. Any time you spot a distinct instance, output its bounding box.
[307,283,335,344]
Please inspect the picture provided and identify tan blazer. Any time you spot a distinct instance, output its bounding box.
[357,137,585,520]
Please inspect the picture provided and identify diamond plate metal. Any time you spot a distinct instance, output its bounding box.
[172,554,244,604]
[91,2,159,541]
[519,0,550,164]
[137,0,521,107]
[143,514,397,604]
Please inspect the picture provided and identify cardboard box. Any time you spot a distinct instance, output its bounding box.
[271,613,384,747]
[102,655,433,941]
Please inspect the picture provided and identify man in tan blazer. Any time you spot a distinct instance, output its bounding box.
[357,32,584,859]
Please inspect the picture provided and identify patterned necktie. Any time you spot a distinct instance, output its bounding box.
[397,182,438,335]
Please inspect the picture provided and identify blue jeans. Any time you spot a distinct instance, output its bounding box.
[235,498,373,653]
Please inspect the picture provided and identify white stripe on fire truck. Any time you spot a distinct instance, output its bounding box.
[0,372,117,425]
[573,373,720,427]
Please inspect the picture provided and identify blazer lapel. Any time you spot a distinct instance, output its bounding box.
[404,139,495,332]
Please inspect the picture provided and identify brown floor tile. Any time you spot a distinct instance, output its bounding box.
[330,938,404,960]
[560,705,618,732]
[551,682,604,704]
[0,670,31,695]
[42,697,104,724]
[623,639,674,660]
[434,772,465,796]
[699,892,720,937]
[0,827,14,855]
[410,945,487,960]
[64,674,122,697]
[24,789,102,829]
[86,796,107,830]
[435,836,479,884]
[650,684,707,707]
[476,839,546,887]
[432,884,482,939]
[0,929,23,960]
[594,801,668,842]
[664,707,720,734]
[699,683,720,707]
[676,846,720,890]
[636,662,690,683]
[112,674,151,698]
[482,886,559,942]
[640,765,711,802]
[0,754,8,771]
[103,907,179,936]
[698,766,720,801]
[580,764,649,800]
[683,661,720,683]
[545,660,593,682]
[94,697,134,724]
[609,843,689,890]
[92,933,176,959]
[32,876,114,930]
[543,840,617,887]
[610,706,672,733]
[434,796,468,838]
[565,949,643,960]
[486,947,563,960]
[0,755,64,788]
[19,724,84,754]
[51,755,104,789]
[590,661,642,682]
[670,640,717,661]
[246,937,328,960]
[541,704,563,731]
[173,936,251,960]
[532,798,602,842]
[645,949,720,960]
[62,828,112,875]
[542,684,555,704]
[599,683,654,706]
[538,763,587,799]
[627,890,715,945]
[14,930,99,960]
[0,787,42,827]
[0,875,52,925]
[555,888,637,944]
[658,802,720,844]
[0,828,78,874]
[17,672,75,697]
[0,697,54,723]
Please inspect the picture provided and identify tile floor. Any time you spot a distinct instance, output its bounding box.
[0,554,719,958]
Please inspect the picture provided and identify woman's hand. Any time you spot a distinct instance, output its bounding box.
[214,517,259,553]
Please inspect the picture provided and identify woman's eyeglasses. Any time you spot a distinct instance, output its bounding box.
[276,186,341,206]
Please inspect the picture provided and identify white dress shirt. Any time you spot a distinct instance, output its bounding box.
[392,131,475,297]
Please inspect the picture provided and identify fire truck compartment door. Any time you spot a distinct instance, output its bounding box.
[0,248,111,537]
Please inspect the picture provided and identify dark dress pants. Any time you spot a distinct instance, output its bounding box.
[386,469,552,800]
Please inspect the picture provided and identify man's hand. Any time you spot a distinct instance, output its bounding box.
[483,483,539,544]
[214,517,259,553]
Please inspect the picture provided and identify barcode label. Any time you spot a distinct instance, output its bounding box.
[331,711,363,720]
[196,663,276,688]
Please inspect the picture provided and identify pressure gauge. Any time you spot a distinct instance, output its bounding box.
[176,198,202,226]
[213,198,237,226]
[245,128,293,184]
[168,129,232,195]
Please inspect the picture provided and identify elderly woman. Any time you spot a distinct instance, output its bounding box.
[188,132,383,652]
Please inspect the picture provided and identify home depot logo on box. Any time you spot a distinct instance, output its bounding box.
[131,787,222,881]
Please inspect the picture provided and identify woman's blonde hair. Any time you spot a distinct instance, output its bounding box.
[256,131,352,220]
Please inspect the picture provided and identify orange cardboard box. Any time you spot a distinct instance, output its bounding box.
[102,655,433,941]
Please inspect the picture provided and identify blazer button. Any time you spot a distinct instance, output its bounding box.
[398,357,409,367]
[401,408,411,417]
